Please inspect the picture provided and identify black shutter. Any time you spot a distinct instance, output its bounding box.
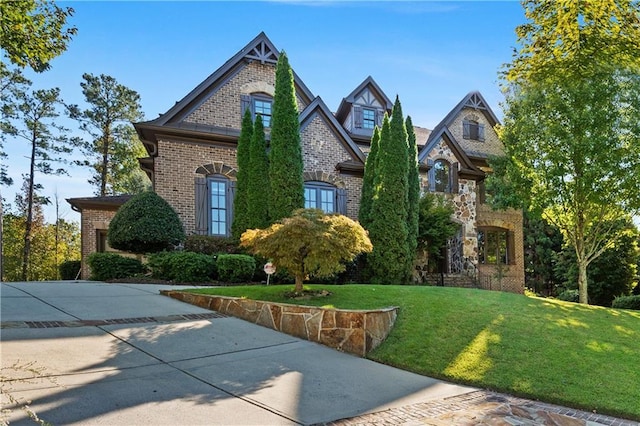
[353,106,363,128]
[451,162,459,194]
[241,94,251,117]
[462,121,470,139]
[478,123,485,142]
[336,188,347,215]
[195,177,208,235]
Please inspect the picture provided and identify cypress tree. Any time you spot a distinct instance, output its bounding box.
[368,97,410,284]
[247,115,270,229]
[268,51,304,222]
[232,109,253,239]
[359,125,381,229]
[406,115,420,278]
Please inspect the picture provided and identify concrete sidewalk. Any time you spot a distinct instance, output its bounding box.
[1,281,474,425]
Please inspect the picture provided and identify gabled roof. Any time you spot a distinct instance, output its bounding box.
[299,97,366,165]
[335,76,393,122]
[418,125,484,179]
[134,32,315,136]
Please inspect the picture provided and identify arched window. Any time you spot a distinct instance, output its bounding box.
[195,174,235,236]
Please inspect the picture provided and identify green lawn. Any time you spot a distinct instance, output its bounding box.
[185,284,640,421]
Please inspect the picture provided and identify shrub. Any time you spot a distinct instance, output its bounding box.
[108,191,185,254]
[87,253,146,281]
[59,260,81,280]
[556,289,580,302]
[216,254,256,283]
[147,251,216,283]
[184,235,242,255]
[612,295,640,310]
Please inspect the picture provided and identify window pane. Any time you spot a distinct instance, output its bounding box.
[254,99,272,127]
[434,161,450,192]
[320,189,335,213]
[304,187,316,209]
[210,180,227,236]
[363,108,375,129]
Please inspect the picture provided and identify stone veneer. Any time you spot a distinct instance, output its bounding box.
[160,290,398,357]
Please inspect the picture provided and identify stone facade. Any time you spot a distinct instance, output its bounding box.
[70,32,525,293]
[161,290,398,357]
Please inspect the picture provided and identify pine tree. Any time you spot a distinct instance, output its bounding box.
[232,109,253,239]
[368,97,410,284]
[358,125,381,229]
[268,51,304,222]
[406,115,420,278]
[247,115,270,229]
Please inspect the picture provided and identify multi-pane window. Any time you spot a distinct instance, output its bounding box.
[304,182,336,213]
[254,98,272,127]
[478,229,509,265]
[433,160,451,193]
[209,178,228,236]
[362,108,376,129]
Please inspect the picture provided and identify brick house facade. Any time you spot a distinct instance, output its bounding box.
[68,32,524,292]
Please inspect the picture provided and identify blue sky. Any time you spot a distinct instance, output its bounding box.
[4,1,527,222]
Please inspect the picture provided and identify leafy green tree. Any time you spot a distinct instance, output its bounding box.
[107,191,185,254]
[417,193,458,270]
[2,86,74,280]
[268,51,304,222]
[0,0,77,72]
[358,125,380,229]
[241,208,372,293]
[487,0,640,304]
[247,115,270,229]
[368,97,411,284]
[406,115,420,265]
[68,73,148,197]
[231,108,253,239]
[556,218,639,307]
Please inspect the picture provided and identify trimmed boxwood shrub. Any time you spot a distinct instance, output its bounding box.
[108,191,185,254]
[147,251,216,283]
[59,260,82,280]
[612,295,640,310]
[184,235,242,255]
[217,254,255,283]
[87,253,146,281]
[556,289,579,302]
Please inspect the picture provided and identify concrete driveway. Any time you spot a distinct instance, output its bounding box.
[1,281,474,425]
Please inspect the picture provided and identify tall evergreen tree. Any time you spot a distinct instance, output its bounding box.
[232,109,253,239]
[406,115,420,272]
[68,73,147,196]
[268,51,304,222]
[358,125,381,229]
[368,97,411,284]
[247,115,270,229]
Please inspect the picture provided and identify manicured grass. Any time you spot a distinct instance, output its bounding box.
[185,284,640,421]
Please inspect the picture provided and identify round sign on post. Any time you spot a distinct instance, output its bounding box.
[264,262,276,285]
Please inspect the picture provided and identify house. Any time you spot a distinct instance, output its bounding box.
[68,32,524,293]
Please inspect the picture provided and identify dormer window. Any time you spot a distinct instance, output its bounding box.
[362,108,376,129]
[463,119,485,142]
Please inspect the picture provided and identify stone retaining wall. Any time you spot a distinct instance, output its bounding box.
[161,290,398,357]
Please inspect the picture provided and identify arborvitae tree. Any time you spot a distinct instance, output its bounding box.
[358,125,381,229]
[231,109,253,239]
[406,115,420,270]
[268,51,304,222]
[247,115,270,229]
[368,97,410,284]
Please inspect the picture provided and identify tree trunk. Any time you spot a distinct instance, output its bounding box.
[294,274,304,293]
[22,128,37,281]
[577,259,589,304]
